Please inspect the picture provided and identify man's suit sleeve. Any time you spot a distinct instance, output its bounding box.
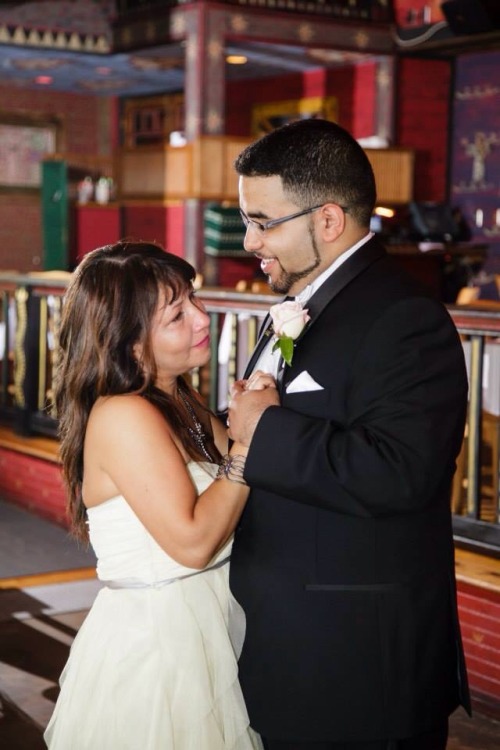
[243,297,468,518]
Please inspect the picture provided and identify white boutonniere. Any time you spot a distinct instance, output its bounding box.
[269,300,310,366]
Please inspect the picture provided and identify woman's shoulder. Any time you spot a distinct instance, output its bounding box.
[93,392,153,413]
[89,393,166,433]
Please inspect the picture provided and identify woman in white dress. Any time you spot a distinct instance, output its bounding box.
[44,240,270,749]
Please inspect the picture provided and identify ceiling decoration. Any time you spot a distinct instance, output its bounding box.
[0,41,190,96]
[0,0,114,39]
[0,2,495,96]
[0,23,109,53]
[0,1,384,97]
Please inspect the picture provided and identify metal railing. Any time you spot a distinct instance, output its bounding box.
[446,304,500,556]
[1,272,499,555]
[0,272,69,438]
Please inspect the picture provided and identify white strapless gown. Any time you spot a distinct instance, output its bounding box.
[44,462,262,750]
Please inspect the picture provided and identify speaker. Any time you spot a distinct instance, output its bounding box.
[441,0,500,34]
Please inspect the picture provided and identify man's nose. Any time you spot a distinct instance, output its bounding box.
[243,224,264,253]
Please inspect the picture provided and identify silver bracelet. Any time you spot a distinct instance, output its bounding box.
[216,454,247,485]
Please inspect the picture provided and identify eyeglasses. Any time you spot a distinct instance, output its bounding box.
[239,205,323,233]
[239,204,348,233]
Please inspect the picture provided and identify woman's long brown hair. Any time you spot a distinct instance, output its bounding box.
[54,240,221,541]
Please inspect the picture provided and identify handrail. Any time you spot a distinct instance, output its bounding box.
[1,272,499,555]
[0,271,71,288]
[447,302,500,334]
[196,286,278,309]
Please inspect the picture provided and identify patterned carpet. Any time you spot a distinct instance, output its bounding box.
[0,498,95,580]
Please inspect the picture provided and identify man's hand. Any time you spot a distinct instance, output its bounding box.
[227,370,279,446]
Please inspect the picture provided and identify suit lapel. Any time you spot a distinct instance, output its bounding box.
[244,239,385,384]
[277,239,385,390]
[243,314,273,379]
[297,238,385,342]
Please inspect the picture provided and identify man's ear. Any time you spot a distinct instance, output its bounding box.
[320,203,346,241]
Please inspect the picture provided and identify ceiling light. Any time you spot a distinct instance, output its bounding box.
[226,55,247,65]
[374,206,395,218]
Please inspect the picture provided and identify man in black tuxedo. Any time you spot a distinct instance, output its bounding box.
[227,119,470,750]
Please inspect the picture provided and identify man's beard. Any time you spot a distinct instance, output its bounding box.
[267,232,321,295]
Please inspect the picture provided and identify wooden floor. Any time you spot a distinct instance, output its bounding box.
[0,425,59,463]
[0,498,499,748]
[454,547,500,592]
[0,428,499,747]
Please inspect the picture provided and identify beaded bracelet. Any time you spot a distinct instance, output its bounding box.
[216,454,247,485]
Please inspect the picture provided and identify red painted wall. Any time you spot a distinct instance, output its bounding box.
[458,580,500,718]
[215,256,261,288]
[75,205,122,261]
[226,71,305,136]
[0,193,43,271]
[0,447,67,527]
[120,203,186,256]
[396,57,452,201]
[165,203,186,257]
[121,204,167,248]
[225,64,372,139]
[351,63,378,138]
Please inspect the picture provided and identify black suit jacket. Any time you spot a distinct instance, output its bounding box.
[229,237,470,742]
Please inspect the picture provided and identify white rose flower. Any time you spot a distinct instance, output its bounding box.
[269,300,310,366]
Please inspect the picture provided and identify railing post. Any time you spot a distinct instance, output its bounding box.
[466,335,484,518]
[208,313,220,413]
[13,285,41,436]
[0,290,11,410]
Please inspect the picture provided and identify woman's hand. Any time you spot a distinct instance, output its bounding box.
[242,370,278,392]
[227,371,279,446]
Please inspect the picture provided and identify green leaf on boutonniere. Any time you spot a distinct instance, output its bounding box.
[272,335,294,366]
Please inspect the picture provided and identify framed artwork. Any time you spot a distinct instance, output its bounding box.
[251,96,338,137]
[450,50,500,250]
[0,116,59,188]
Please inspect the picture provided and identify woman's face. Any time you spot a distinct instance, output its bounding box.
[135,285,211,393]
